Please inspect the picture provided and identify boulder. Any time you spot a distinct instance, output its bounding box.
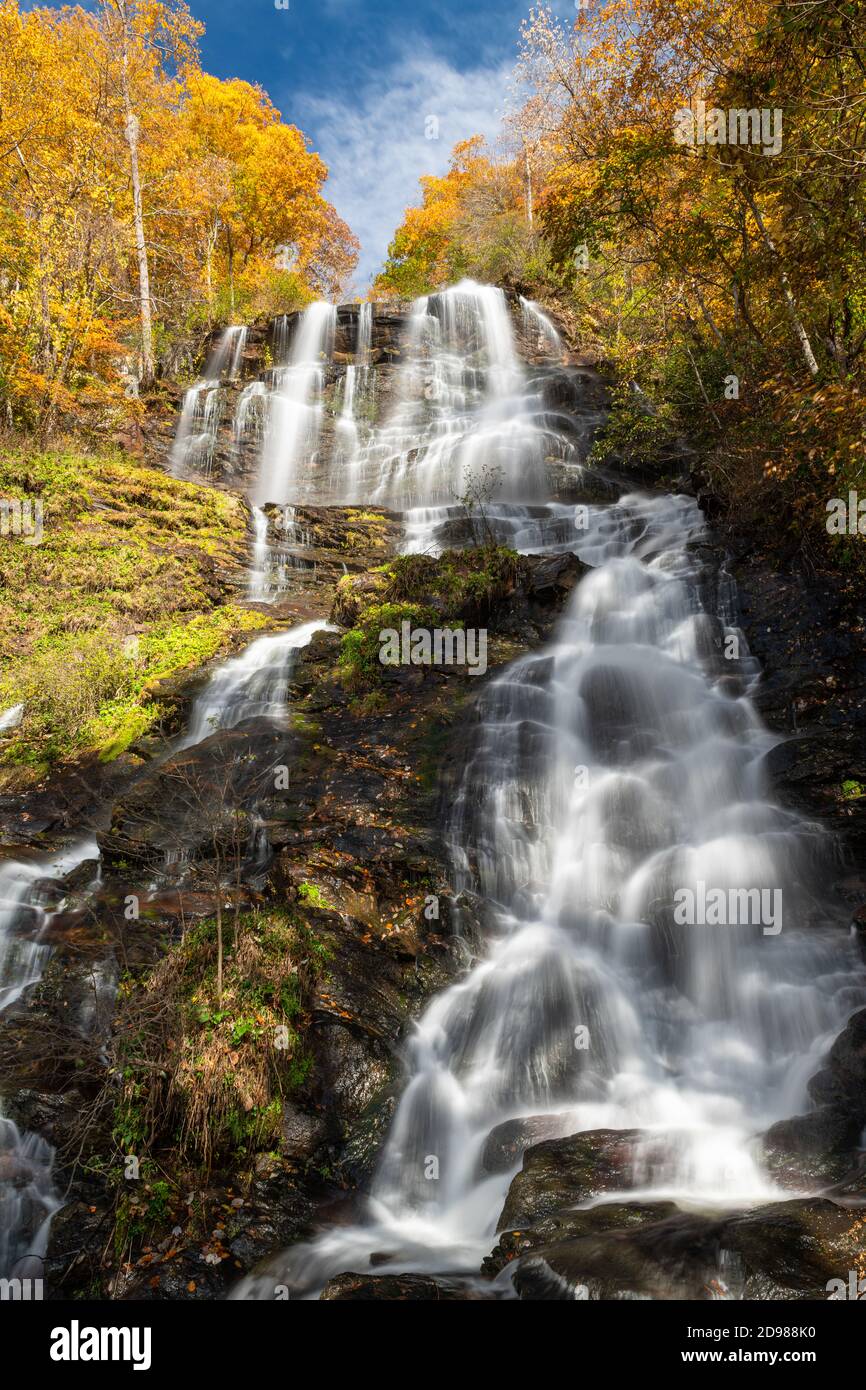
[479,1113,578,1176]
[496,1128,644,1231]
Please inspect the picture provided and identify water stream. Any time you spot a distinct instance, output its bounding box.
[228,282,863,1297]
[2,282,860,1299]
[0,840,99,1278]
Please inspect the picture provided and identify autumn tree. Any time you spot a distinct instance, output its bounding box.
[0,0,357,430]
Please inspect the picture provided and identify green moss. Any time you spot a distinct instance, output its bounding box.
[297,881,336,911]
[0,447,264,768]
[338,601,441,685]
[335,545,518,689]
[841,779,864,800]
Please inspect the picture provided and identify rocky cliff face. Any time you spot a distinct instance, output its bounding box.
[2,288,864,1305]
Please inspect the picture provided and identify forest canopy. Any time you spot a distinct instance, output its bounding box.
[375,0,866,555]
[0,0,358,431]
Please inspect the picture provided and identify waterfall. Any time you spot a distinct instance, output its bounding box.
[336,365,359,463]
[356,300,373,361]
[0,839,99,1278]
[247,506,272,602]
[178,619,336,750]
[170,325,249,475]
[519,295,562,358]
[370,281,579,521]
[334,301,375,499]
[230,284,864,1300]
[235,380,267,451]
[0,703,24,732]
[254,302,337,506]
[273,314,292,365]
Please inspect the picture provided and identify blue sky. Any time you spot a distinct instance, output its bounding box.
[26,0,578,288]
[185,0,576,289]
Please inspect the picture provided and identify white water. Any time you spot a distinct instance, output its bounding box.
[170,325,249,475]
[0,704,24,733]
[520,295,563,359]
[247,506,273,602]
[334,302,375,498]
[178,620,337,750]
[229,282,863,1300]
[350,280,572,510]
[255,302,337,506]
[0,839,99,1277]
[235,380,267,452]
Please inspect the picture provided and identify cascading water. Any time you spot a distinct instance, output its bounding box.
[178,619,336,750]
[335,301,374,497]
[247,506,274,603]
[255,302,337,506]
[519,295,563,359]
[235,380,267,453]
[355,281,561,512]
[0,840,99,1279]
[231,284,864,1300]
[170,325,249,475]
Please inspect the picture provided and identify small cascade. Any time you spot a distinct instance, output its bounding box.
[273,314,292,365]
[0,839,100,1278]
[519,295,563,358]
[170,324,249,476]
[357,300,373,360]
[178,619,336,750]
[247,505,273,601]
[169,382,223,474]
[203,324,248,382]
[0,703,24,733]
[255,302,337,506]
[235,380,267,452]
[335,301,375,498]
[336,364,359,457]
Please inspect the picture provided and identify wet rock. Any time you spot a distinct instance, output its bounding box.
[484,1200,680,1279]
[762,1007,866,1189]
[44,1188,111,1297]
[808,1007,866,1122]
[761,1111,861,1190]
[505,1207,729,1300]
[496,1129,643,1230]
[100,723,300,869]
[3,1089,84,1147]
[280,1103,327,1160]
[480,1113,578,1175]
[320,1272,481,1300]
[492,1177,866,1301]
[722,1198,866,1300]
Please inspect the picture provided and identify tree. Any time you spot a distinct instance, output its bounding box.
[98,0,202,388]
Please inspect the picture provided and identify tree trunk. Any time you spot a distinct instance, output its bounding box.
[739,182,819,378]
[226,225,235,319]
[116,2,155,387]
[205,221,217,317]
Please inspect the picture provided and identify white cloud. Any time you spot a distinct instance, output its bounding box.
[294,45,513,293]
